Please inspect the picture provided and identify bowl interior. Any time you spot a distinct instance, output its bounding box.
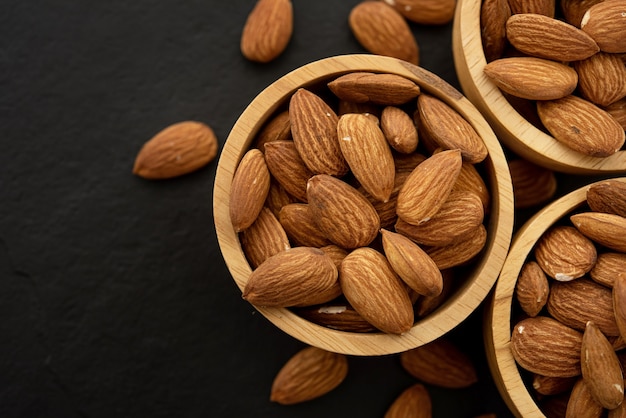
[214,54,514,356]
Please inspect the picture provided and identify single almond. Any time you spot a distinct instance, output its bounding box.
[400,337,478,388]
[295,303,377,333]
[133,121,218,179]
[384,383,432,418]
[337,113,395,202]
[571,212,626,253]
[532,374,577,396]
[417,94,488,163]
[591,252,626,287]
[581,0,626,53]
[587,179,626,218]
[340,247,414,334]
[270,346,348,405]
[534,225,597,281]
[506,13,599,61]
[230,148,272,232]
[253,110,291,151]
[327,72,421,106]
[380,106,419,154]
[240,207,291,268]
[425,224,487,270]
[289,88,349,176]
[575,52,626,107]
[565,378,605,418]
[383,0,455,25]
[242,247,338,307]
[264,140,313,202]
[515,260,550,317]
[348,1,419,65]
[561,0,604,27]
[507,0,555,16]
[278,203,332,248]
[508,158,557,209]
[240,0,293,63]
[480,0,511,62]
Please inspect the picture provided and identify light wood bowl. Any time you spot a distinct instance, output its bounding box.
[452,0,626,174]
[213,54,514,356]
[486,177,626,417]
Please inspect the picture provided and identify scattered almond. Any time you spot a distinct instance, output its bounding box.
[384,383,432,418]
[240,0,293,63]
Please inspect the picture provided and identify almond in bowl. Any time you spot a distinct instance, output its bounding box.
[214,54,514,356]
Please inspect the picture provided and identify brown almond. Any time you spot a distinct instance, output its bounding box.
[328,72,421,106]
[613,273,626,343]
[417,94,488,163]
[380,106,419,154]
[340,247,414,334]
[609,392,626,418]
[425,224,487,270]
[396,149,463,225]
[571,212,626,252]
[532,374,577,396]
[133,121,218,179]
[394,151,428,173]
[400,337,478,388]
[581,321,624,409]
[453,162,491,212]
[510,316,583,377]
[240,0,293,63]
[296,303,377,333]
[534,225,597,281]
[384,383,432,418]
[537,95,626,157]
[506,13,599,61]
[415,268,457,317]
[575,52,626,107]
[289,88,349,176]
[480,0,512,62]
[361,170,411,229]
[565,378,604,418]
[581,0,626,53]
[307,174,381,249]
[278,203,332,248]
[384,0,456,25]
[508,158,557,209]
[508,0,555,16]
[240,207,291,268]
[348,1,419,65]
[253,110,291,151]
[337,113,395,202]
[230,148,271,232]
[242,247,338,307]
[591,252,626,287]
[605,97,626,130]
[337,99,382,117]
[516,260,550,317]
[484,57,578,100]
[561,0,604,27]
[265,179,297,218]
[547,278,620,336]
[270,346,348,405]
[264,140,313,202]
[587,179,626,218]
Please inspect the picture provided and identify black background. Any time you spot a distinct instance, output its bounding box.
[0,1,610,417]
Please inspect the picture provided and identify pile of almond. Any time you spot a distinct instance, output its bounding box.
[229,71,493,335]
[480,0,626,157]
[510,179,626,416]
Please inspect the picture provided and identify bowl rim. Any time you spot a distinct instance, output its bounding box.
[452,0,626,175]
[486,177,626,417]
[213,53,514,356]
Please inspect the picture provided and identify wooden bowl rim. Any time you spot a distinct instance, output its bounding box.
[452,0,626,174]
[214,54,514,356]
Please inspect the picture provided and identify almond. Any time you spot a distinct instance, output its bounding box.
[547,278,620,336]
[565,378,604,418]
[242,247,338,307]
[380,228,443,297]
[338,99,382,117]
[415,268,457,316]
[240,0,293,63]
[571,212,626,253]
[264,140,313,202]
[575,52,626,107]
[265,179,297,218]
[240,207,291,268]
[581,0,626,53]
[591,252,626,287]
[361,170,410,229]
[484,57,578,101]
[307,174,381,249]
[230,148,271,232]
[537,95,626,157]
[581,321,624,409]
[425,224,487,270]
[278,203,331,248]
[605,97,626,130]
[561,0,604,27]
[348,1,420,65]
[319,244,349,268]
[337,113,395,202]
[587,179,626,218]
[253,110,291,151]
[380,106,419,154]
[480,0,511,62]
[609,395,626,418]
[507,0,555,16]
[613,273,626,342]
[396,149,463,226]
[295,303,377,333]
[384,383,432,418]
[133,121,218,179]
[516,260,550,317]
[270,346,348,405]
[383,0,456,25]
[532,374,577,396]
[400,337,478,388]
[506,13,599,61]
[417,94,488,163]
[340,247,414,334]
[289,88,349,176]
[510,316,583,377]
[394,151,427,173]
[327,72,421,106]
[508,158,557,209]
[453,162,491,212]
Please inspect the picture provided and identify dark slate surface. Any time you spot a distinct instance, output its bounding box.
[0,1,605,417]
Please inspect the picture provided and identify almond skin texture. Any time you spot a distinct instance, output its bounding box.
[278,203,332,248]
[240,207,290,268]
[453,162,491,212]
[337,113,395,202]
[515,260,550,317]
[565,378,604,418]
[349,1,419,65]
[587,180,626,218]
[360,170,410,229]
[575,52,626,107]
[571,212,626,253]
[307,174,381,249]
[606,97,626,130]
[533,225,597,281]
[400,337,478,388]
[508,158,557,209]
[380,106,419,154]
[327,72,421,106]
[425,224,487,270]
[561,0,604,27]
[591,252,626,287]
[417,94,488,163]
[230,149,271,232]
[532,374,577,396]
[253,110,291,151]
[484,57,578,101]
[581,0,626,53]
[396,149,463,226]
[240,0,293,63]
[581,321,625,409]
[133,121,218,179]
[340,247,414,334]
[270,346,348,405]
[242,247,338,307]
[384,383,432,418]
[510,316,583,377]
[383,0,456,25]
[508,0,555,16]
[480,0,511,62]
[265,179,297,218]
[289,89,349,176]
[506,13,600,61]
[537,95,626,157]
[264,140,313,202]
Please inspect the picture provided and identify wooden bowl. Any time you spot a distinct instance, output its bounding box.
[213,54,514,356]
[486,177,626,417]
[452,0,626,174]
